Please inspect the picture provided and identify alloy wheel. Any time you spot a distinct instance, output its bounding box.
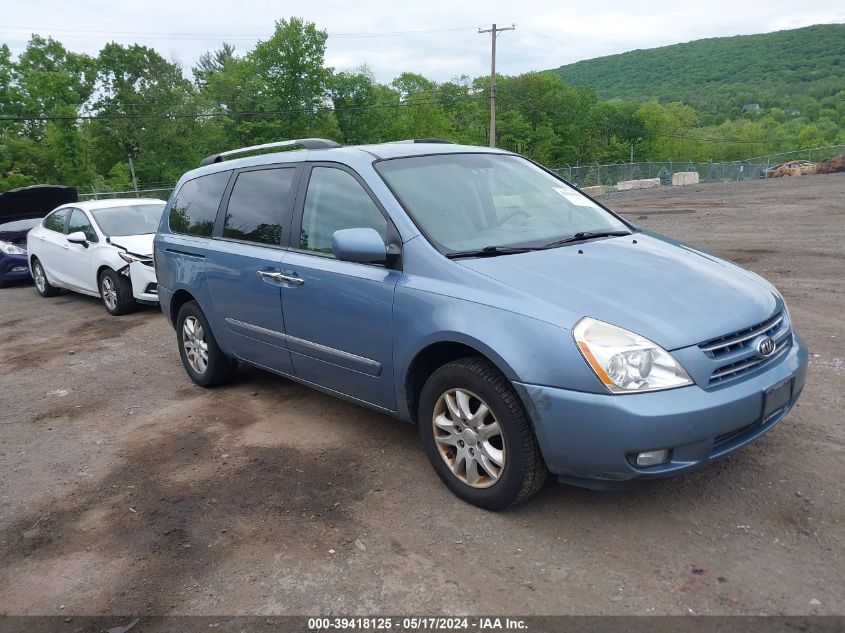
[101,276,117,311]
[182,316,209,374]
[432,388,505,488]
[33,264,46,293]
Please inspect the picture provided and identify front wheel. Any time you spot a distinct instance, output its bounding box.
[418,357,547,510]
[176,300,238,387]
[99,269,136,316]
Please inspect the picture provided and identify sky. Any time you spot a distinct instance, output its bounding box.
[2,0,844,82]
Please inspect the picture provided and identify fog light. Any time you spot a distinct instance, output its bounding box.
[11,266,27,272]
[635,449,670,467]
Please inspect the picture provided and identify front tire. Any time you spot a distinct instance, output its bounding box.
[419,356,547,510]
[99,269,136,316]
[176,300,238,388]
[32,258,60,297]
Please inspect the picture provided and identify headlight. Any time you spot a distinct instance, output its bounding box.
[0,240,26,255]
[573,317,693,394]
[118,252,152,265]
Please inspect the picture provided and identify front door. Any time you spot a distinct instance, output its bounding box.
[281,164,400,410]
[64,208,97,293]
[205,165,300,375]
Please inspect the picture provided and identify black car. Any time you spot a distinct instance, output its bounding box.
[0,185,78,287]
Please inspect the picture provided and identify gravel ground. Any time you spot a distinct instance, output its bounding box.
[0,174,843,616]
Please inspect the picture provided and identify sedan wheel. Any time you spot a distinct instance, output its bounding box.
[432,388,505,488]
[32,259,60,297]
[101,276,118,311]
[33,263,46,293]
[182,316,209,374]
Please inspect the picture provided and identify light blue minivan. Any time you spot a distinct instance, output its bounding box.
[155,139,807,509]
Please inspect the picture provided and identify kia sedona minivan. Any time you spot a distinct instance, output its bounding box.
[155,138,808,510]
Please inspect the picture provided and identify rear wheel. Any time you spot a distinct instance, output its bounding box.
[99,269,136,316]
[32,258,60,297]
[176,300,238,387]
[418,356,547,510]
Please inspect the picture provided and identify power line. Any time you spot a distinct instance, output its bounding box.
[0,95,488,123]
[0,25,479,41]
[518,26,598,58]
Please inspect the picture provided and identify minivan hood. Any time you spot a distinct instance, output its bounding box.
[458,233,779,350]
[109,233,154,257]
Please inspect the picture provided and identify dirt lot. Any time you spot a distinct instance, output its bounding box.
[0,175,843,616]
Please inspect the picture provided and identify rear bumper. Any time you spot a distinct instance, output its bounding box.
[513,333,808,483]
[0,253,31,281]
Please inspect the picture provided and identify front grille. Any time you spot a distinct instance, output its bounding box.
[700,311,791,385]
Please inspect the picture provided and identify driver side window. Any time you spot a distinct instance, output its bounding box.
[299,167,387,255]
[68,209,98,242]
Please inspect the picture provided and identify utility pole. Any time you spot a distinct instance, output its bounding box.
[127,154,139,197]
[479,23,514,148]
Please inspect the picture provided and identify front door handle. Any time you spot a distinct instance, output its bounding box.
[257,270,304,285]
[278,273,304,285]
[257,270,284,281]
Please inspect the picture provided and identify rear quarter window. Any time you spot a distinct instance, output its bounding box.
[169,171,231,237]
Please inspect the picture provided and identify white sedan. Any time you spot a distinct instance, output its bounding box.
[27,198,166,315]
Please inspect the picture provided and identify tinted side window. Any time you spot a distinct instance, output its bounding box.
[300,167,387,255]
[68,209,98,242]
[169,171,230,237]
[43,208,70,233]
[223,168,295,246]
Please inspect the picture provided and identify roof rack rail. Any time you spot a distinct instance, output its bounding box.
[387,138,455,144]
[198,138,341,167]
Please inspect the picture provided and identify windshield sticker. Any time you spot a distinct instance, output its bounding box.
[553,187,600,208]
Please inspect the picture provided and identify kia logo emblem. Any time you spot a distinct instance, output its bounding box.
[756,336,776,358]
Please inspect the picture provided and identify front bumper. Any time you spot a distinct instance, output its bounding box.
[0,252,31,281]
[127,261,158,303]
[513,333,808,484]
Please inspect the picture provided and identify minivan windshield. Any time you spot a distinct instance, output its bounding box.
[91,203,165,237]
[376,153,629,254]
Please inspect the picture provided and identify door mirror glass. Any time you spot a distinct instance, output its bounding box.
[66,231,88,245]
[332,228,387,265]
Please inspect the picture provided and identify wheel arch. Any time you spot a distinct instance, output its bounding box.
[403,338,523,426]
[169,288,198,326]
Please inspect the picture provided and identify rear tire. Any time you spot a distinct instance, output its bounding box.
[176,300,238,388]
[31,258,60,297]
[418,356,547,510]
[99,269,136,316]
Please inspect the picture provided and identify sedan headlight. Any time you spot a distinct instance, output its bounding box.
[573,317,693,394]
[118,251,153,265]
[0,240,26,255]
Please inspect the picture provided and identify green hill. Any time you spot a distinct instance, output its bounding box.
[550,24,845,114]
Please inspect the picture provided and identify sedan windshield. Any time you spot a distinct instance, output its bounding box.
[91,203,165,237]
[376,153,629,254]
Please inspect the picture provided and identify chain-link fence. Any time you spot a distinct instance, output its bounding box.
[76,144,845,199]
[551,144,845,189]
[78,186,174,201]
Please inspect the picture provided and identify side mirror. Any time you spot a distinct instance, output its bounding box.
[67,231,88,247]
[332,228,387,265]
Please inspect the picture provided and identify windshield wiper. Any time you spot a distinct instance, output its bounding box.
[541,230,632,249]
[445,245,538,259]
